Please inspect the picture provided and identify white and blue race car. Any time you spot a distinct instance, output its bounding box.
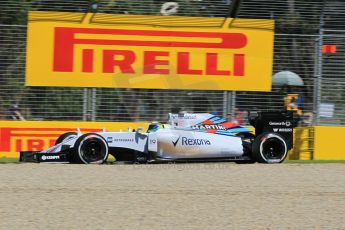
[20,111,293,164]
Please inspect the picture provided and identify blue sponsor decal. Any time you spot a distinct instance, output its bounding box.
[209,116,226,124]
[215,127,251,136]
[215,130,236,136]
[227,127,251,133]
[107,137,113,143]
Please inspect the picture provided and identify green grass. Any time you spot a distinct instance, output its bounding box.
[0,158,19,163]
[1,157,345,164]
[285,160,345,164]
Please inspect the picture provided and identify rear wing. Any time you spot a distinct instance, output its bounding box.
[249,111,293,149]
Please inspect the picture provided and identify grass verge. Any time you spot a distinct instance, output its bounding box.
[0,158,19,163]
[1,158,345,164]
[285,160,345,164]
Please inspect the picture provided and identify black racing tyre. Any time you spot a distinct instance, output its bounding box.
[252,133,288,164]
[55,132,78,145]
[72,133,109,164]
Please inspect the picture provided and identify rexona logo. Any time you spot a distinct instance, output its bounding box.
[173,136,211,146]
[172,136,181,147]
[26,11,274,91]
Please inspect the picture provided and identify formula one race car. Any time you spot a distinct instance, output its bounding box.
[20,111,293,164]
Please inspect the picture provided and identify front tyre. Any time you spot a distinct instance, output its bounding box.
[55,132,78,145]
[73,133,109,164]
[252,133,288,164]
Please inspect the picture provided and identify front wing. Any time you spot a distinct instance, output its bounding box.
[20,151,70,163]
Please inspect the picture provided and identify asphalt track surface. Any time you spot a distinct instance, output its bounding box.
[0,163,344,229]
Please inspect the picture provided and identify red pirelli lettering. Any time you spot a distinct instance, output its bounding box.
[143,51,170,74]
[53,27,247,72]
[206,53,231,76]
[177,52,203,75]
[103,50,136,73]
[233,54,245,76]
[82,49,94,73]
[27,139,45,151]
[0,127,101,152]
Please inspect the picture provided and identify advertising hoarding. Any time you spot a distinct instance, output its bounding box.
[26,11,274,91]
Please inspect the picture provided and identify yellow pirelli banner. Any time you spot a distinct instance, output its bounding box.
[0,121,149,158]
[2,121,344,160]
[26,11,274,91]
[313,126,345,160]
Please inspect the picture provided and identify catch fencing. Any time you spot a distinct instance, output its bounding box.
[0,0,344,126]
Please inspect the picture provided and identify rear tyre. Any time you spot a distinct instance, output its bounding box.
[252,133,288,164]
[72,133,109,164]
[55,132,78,145]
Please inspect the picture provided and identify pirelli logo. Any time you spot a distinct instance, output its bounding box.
[26,11,274,91]
[53,28,246,76]
[0,121,149,158]
[0,127,100,153]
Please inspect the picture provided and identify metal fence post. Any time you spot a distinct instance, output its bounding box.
[223,91,237,119]
[312,2,325,125]
[230,91,236,116]
[222,91,229,117]
[83,88,97,121]
[91,88,97,121]
[83,88,88,121]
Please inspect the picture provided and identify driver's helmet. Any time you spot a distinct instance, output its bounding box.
[147,122,163,133]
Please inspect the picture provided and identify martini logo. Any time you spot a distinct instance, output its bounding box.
[191,124,226,130]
